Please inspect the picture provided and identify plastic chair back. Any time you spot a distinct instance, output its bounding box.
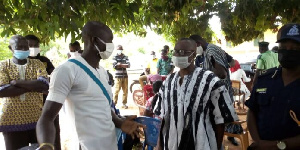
[135,116,161,148]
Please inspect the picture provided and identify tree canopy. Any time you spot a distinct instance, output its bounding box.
[0,0,299,45]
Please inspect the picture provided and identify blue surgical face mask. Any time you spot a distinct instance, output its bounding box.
[14,50,30,60]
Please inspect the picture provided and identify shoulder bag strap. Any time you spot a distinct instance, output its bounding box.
[68,59,111,105]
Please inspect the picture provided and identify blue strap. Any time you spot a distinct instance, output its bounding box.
[68,59,111,104]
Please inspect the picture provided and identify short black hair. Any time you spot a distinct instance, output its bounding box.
[163,45,169,50]
[25,35,40,43]
[189,34,204,42]
[152,81,162,93]
[69,41,81,47]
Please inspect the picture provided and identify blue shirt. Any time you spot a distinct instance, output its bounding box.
[245,67,300,140]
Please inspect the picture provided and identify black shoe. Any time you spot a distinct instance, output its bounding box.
[227,137,239,146]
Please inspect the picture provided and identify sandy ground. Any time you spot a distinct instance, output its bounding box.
[0,74,251,150]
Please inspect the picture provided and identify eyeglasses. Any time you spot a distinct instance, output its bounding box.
[173,49,194,56]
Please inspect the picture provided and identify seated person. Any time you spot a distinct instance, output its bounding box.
[143,81,163,118]
[230,60,251,103]
[147,74,162,84]
[143,74,162,101]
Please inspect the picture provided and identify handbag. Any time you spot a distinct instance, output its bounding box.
[68,59,111,105]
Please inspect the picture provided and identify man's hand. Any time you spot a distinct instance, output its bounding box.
[120,115,146,139]
[249,140,277,150]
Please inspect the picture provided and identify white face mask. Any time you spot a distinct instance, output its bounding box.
[150,54,156,59]
[94,37,114,60]
[171,52,195,69]
[70,51,80,58]
[152,55,156,59]
[196,46,203,55]
[117,50,122,55]
[29,48,40,57]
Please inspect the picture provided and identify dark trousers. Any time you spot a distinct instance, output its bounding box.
[3,129,37,150]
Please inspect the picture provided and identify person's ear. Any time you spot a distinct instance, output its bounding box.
[8,45,13,52]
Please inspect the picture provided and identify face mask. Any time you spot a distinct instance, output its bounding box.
[29,48,40,57]
[278,49,300,69]
[94,37,114,60]
[172,52,195,69]
[70,51,79,58]
[196,46,203,55]
[117,50,122,55]
[14,50,30,60]
[152,55,156,59]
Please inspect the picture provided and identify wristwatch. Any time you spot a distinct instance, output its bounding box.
[277,141,286,150]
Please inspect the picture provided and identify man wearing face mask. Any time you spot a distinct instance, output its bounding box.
[36,21,144,150]
[112,45,130,109]
[157,49,174,75]
[153,38,238,150]
[190,34,240,146]
[68,41,82,59]
[139,51,158,89]
[252,42,279,88]
[25,35,55,77]
[25,34,61,150]
[0,35,49,150]
[245,23,300,150]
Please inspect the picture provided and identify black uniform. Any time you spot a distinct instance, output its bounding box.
[245,67,300,140]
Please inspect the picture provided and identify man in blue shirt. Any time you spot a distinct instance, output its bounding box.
[246,23,300,150]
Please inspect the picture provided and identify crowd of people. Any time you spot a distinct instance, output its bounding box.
[0,21,299,150]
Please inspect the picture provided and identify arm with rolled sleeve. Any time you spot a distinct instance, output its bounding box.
[37,64,74,147]
[210,82,238,150]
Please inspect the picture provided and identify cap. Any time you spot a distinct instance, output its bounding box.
[276,24,300,43]
[117,45,123,50]
[258,42,269,48]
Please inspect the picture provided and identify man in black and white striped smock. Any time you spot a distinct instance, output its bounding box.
[153,38,238,150]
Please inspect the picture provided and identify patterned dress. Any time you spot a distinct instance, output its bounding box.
[0,59,48,132]
[154,68,238,150]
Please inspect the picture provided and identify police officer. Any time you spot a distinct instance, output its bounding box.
[246,23,300,150]
[252,41,280,87]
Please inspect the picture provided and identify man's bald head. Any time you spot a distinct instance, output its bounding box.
[82,21,113,43]
[9,35,29,51]
[81,21,113,55]
[175,38,197,52]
